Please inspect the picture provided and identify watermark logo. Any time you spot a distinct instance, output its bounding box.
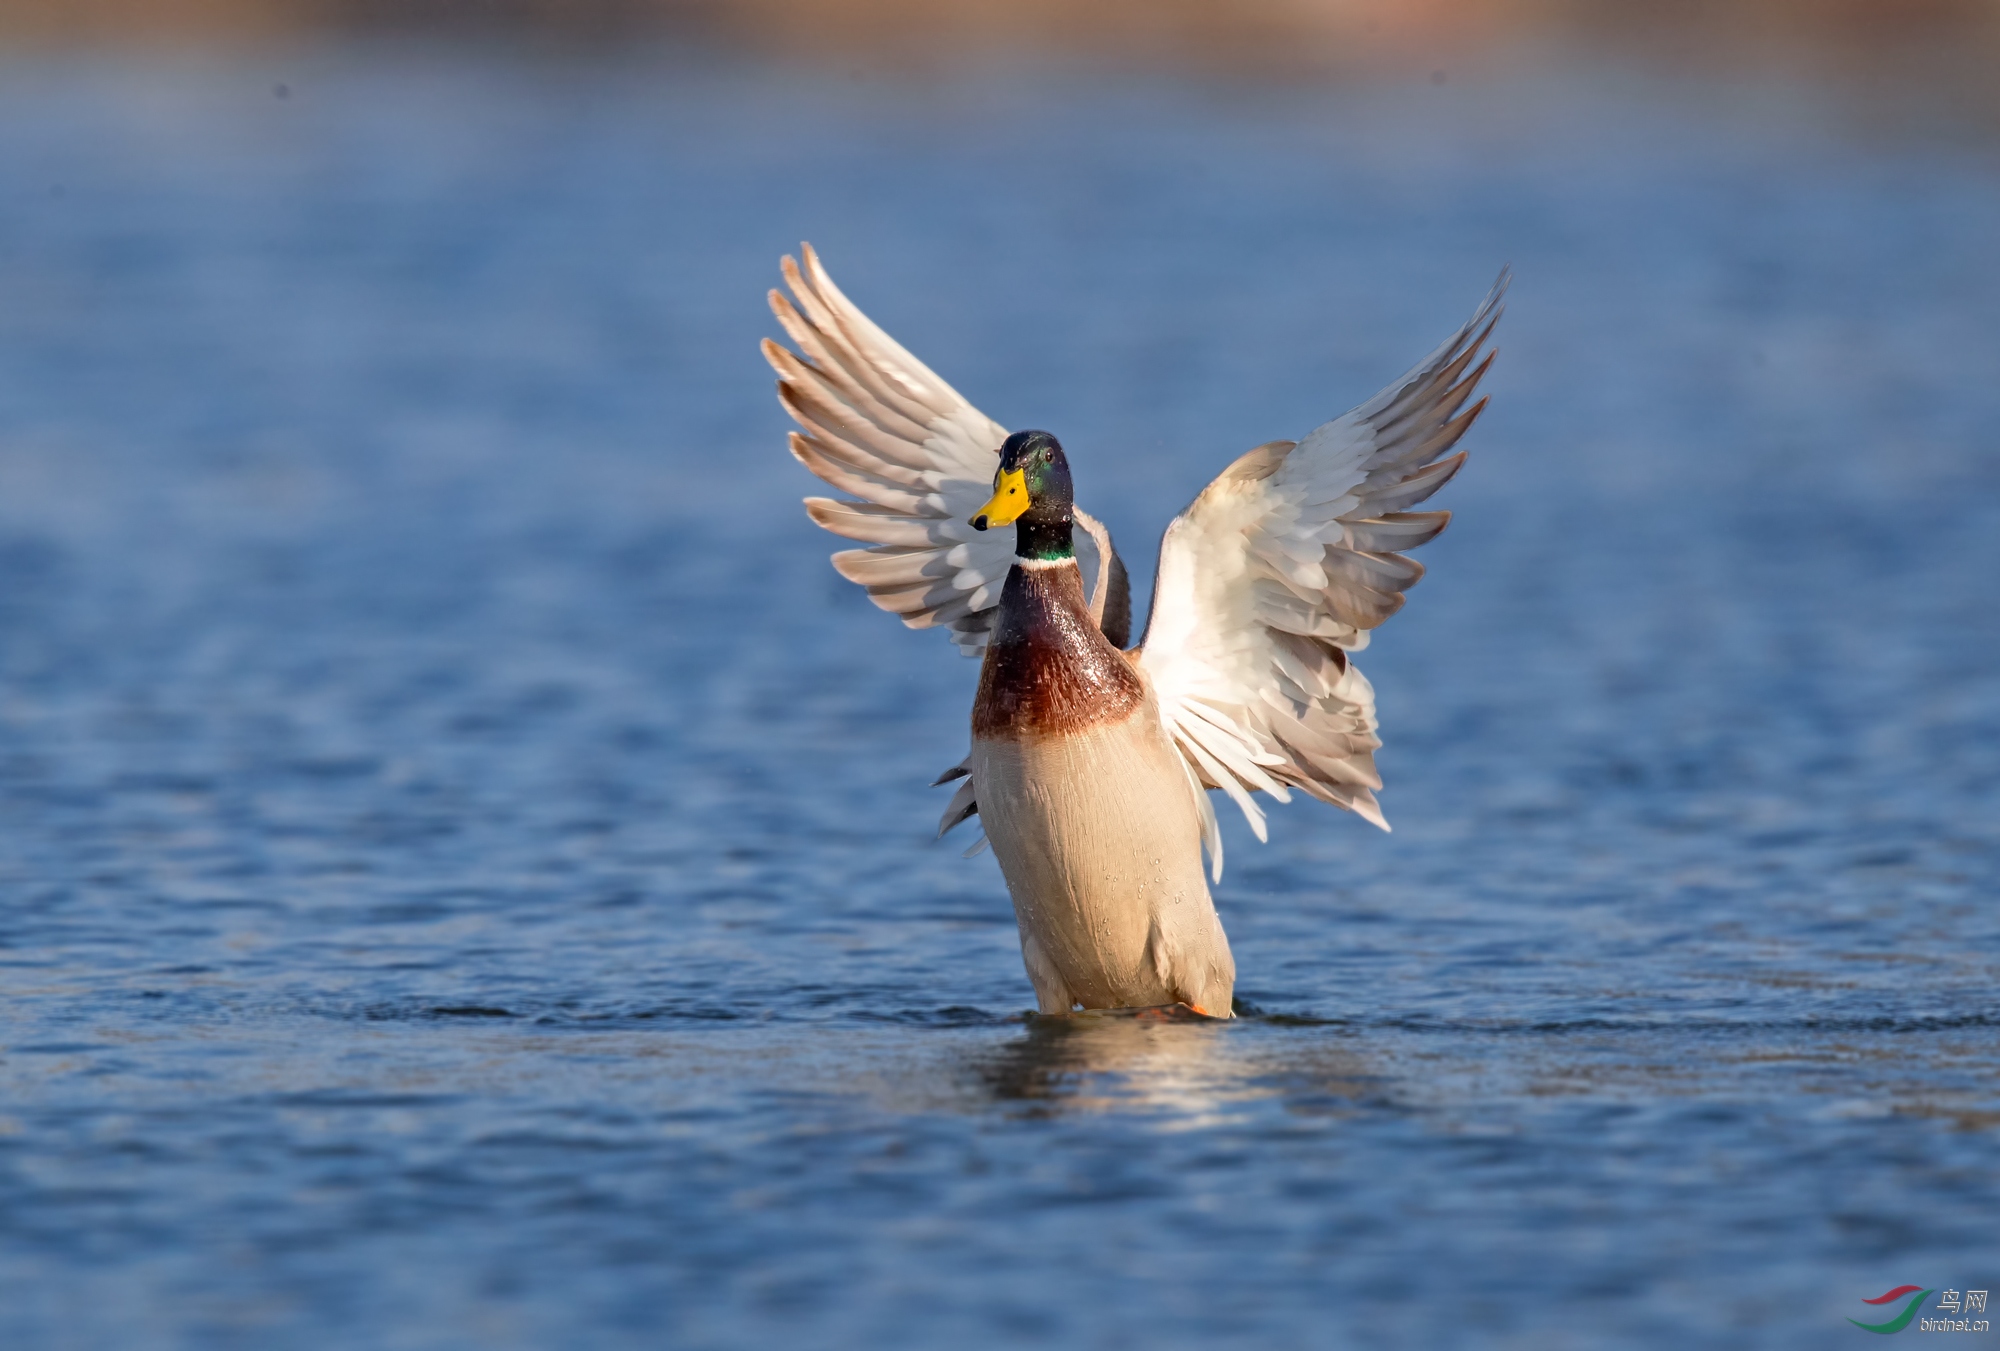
[1851,1288,1932,1335]
[1849,1287,1989,1335]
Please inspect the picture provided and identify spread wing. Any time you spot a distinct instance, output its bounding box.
[1135,273,1506,879]
[766,243,1128,656]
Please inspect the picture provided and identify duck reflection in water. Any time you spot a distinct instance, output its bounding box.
[971,1006,1383,1123]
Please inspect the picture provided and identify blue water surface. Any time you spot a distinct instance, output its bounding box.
[0,51,1996,1350]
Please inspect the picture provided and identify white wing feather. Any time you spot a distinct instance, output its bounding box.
[767,243,1121,655]
[1136,274,1507,880]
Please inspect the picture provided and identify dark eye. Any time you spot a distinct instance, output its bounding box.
[1040,446,1054,463]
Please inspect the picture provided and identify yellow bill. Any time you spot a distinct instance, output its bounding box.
[970,468,1029,531]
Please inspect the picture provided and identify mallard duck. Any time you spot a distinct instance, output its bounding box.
[765,245,1503,1017]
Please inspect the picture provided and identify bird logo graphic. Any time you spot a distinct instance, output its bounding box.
[1848,1286,1931,1334]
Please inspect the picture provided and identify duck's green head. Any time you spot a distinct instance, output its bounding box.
[971,430,1074,560]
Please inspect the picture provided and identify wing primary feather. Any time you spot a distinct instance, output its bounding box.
[789,435,936,513]
[781,255,945,430]
[801,244,976,418]
[769,286,940,440]
[1372,318,1499,438]
[1176,751,1225,882]
[1172,726,1270,844]
[779,376,943,474]
[1374,348,1496,449]
[763,330,938,448]
[792,257,974,437]
[803,498,951,547]
[1366,398,1489,488]
[937,776,979,835]
[1363,450,1469,515]
[1342,512,1450,553]
[783,417,928,488]
[828,546,948,587]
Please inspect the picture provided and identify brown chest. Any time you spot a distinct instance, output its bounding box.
[972,561,1145,741]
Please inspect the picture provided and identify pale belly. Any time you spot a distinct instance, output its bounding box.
[971,700,1235,1015]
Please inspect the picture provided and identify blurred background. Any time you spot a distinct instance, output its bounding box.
[10,0,2000,124]
[1,4,1996,1350]
[11,0,2000,89]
